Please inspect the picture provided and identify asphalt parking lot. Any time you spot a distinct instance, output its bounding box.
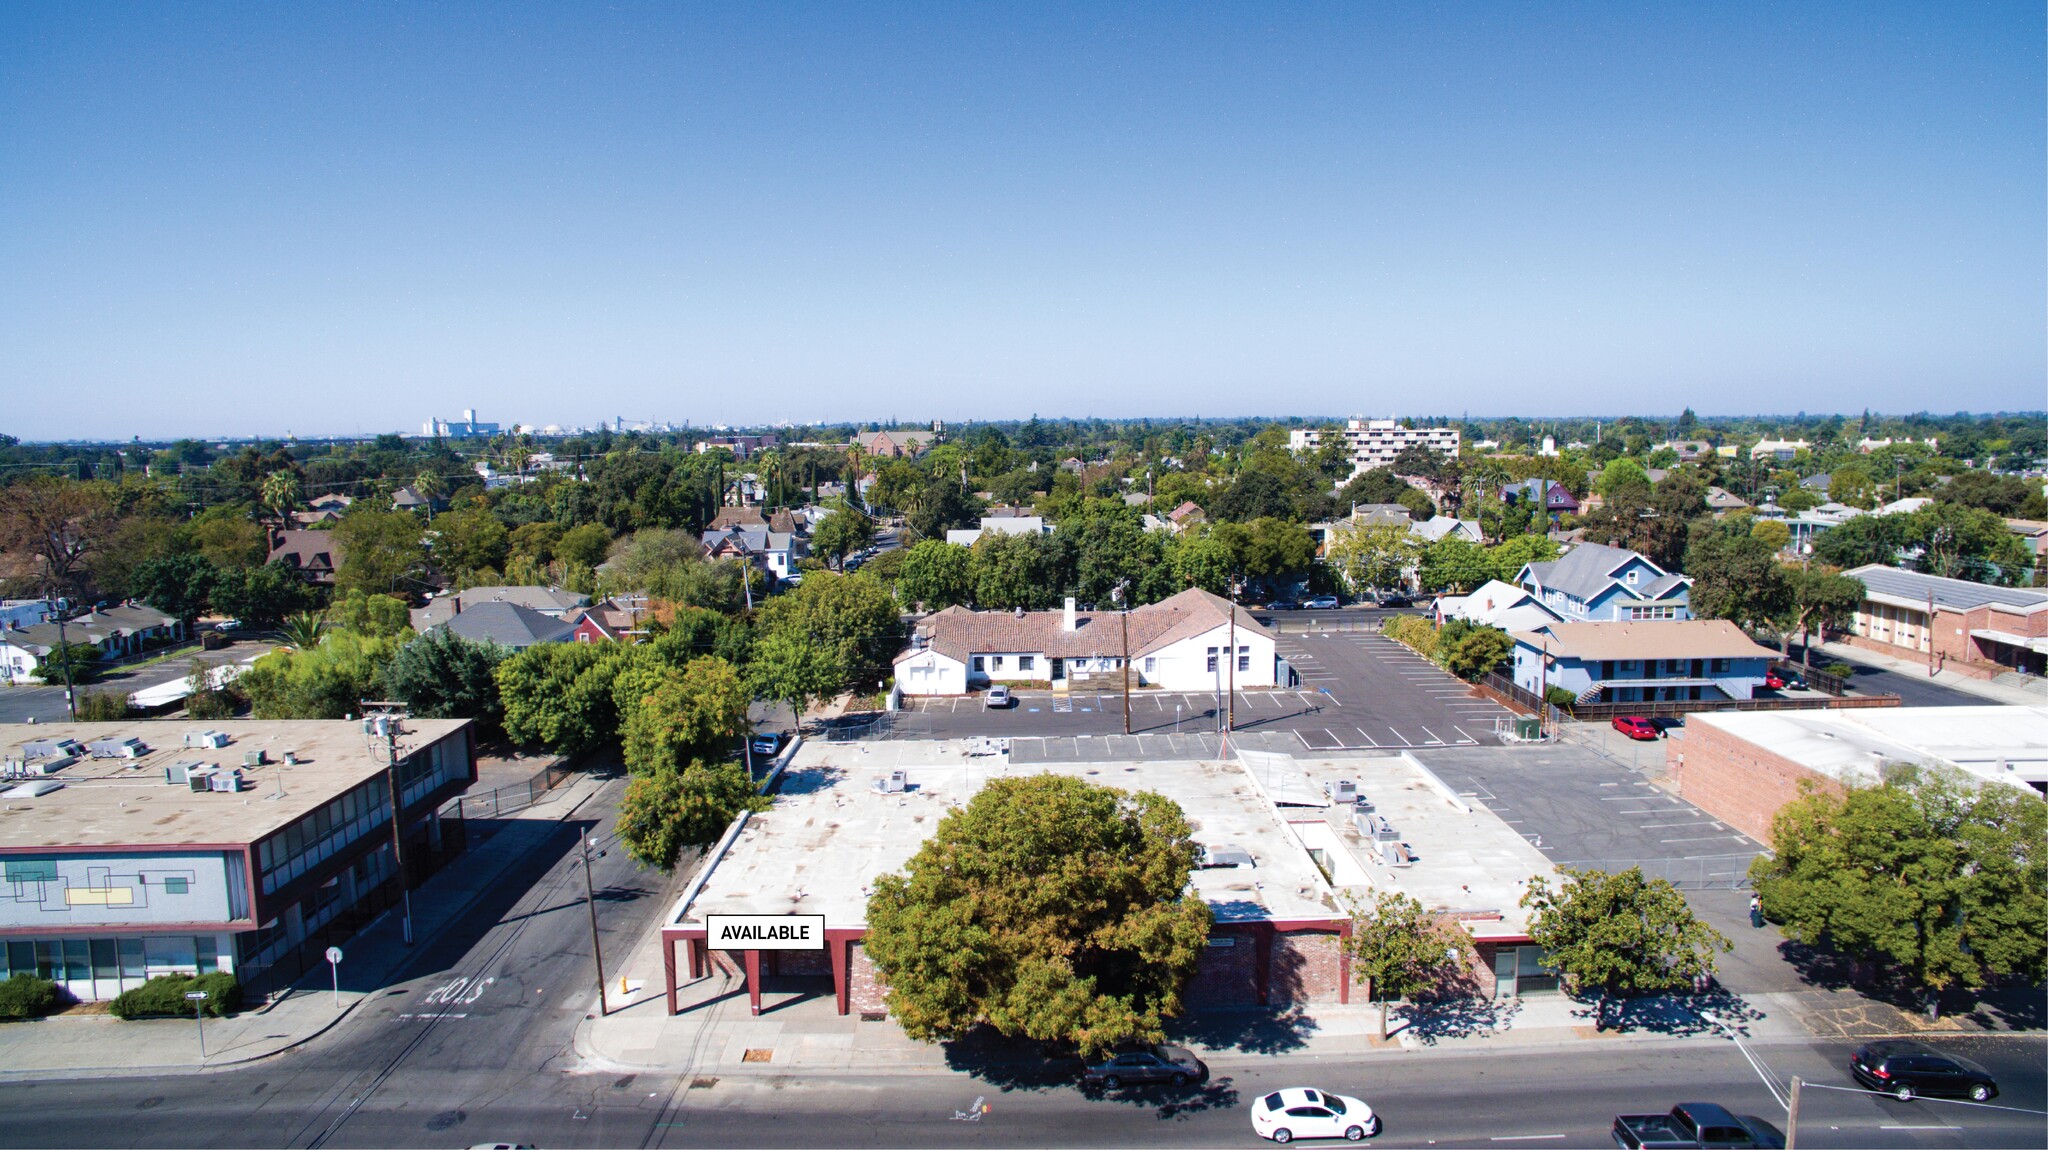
[895,627,1521,751]
[1417,744,1765,885]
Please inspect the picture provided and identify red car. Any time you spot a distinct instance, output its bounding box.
[1763,671,1786,690]
[1611,715,1659,741]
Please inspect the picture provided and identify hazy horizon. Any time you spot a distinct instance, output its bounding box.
[5,3,2042,440]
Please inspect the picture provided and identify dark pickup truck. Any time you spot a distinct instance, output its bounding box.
[1612,1102,1770,1149]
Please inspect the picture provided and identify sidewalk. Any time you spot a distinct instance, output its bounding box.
[0,767,615,1079]
[576,940,1815,1080]
[1816,640,2047,707]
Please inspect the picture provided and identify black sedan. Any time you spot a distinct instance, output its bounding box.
[1851,1039,1999,1102]
[1082,1044,1206,1088]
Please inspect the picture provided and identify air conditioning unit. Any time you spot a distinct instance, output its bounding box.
[243,749,268,768]
[184,731,229,749]
[282,751,298,766]
[165,761,202,785]
[1375,822,1400,843]
[22,738,85,760]
[1324,779,1358,804]
[208,769,243,793]
[89,737,147,759]
[1379,840,1411,868]
[186,765,218,792]
[872,770,908,794]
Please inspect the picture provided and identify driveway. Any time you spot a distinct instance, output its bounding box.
[0,643,260,723]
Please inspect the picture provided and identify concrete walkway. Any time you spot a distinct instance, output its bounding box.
[0,768,614,1079]
[576,942,1819,1079]
[1816,640,2047,707]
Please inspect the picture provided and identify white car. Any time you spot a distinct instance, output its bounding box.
[1251,1087,1379,1143]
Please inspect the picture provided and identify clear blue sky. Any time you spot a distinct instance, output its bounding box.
[3,2,2042,440]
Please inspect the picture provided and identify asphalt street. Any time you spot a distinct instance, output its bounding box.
[1784,644,1985,708]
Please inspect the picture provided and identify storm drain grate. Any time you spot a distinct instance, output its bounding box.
[860,1011,888,1022]
[741,1048,774,1063]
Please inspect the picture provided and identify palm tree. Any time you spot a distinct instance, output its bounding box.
[278,610,328,650]
[1467,460,1512,543]
[261,470,301,523]
[412,470,446,522]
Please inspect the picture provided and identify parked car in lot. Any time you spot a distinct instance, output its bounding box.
[1611,715,1660,741]
[1081,1044,1205,1088]
[1850,1039,1999,1102]
[1305,596,1340,610]
[1252,1087,1379,1143]
[1762,669,1805,691]
[983,685,1014,708]
[1612,1102,1769,1149]
[750,732,783,757]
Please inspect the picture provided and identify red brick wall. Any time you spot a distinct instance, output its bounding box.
[1668,720,1846,843]
[1183,926,1345,1007]
[1273,931,1344,1004]
[1184,928,1259,1007]
[848,942,888,1015]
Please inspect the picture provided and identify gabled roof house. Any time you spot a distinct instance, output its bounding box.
[1516,542,1691,622]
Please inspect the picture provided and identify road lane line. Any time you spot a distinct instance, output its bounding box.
[1489,1136,1566,1142]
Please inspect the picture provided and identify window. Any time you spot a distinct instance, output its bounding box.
[1143,657,1155,673]
[1666,660,1684,674]
[91,939,118,980]
[164,877,190,895]
[1018,655,1035,671]
[971,656,985,672]
[1206,647,1218,672]
[4,859,56,883]
[63,939,89,981]
[1238,651,1250,672]
[1710,658,1731,673]
[195,936,219,975]
[991,655,1004,670]
[1626,570,1639,584]
[119,938,145,979]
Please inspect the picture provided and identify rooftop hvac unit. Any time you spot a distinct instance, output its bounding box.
[21,738,84,760]
[1323,779,1358,804]
[282,751,299,766]
[1375,821,1400,843]
[89,737,147,759]
[184,730,230,749]
[23,755,76,777]
[243,749,268,768]
[165,761,204,785]
[1350,808,1375,836]
[208,769,244,793]
[186,765,218,792]
[1379,840,1411,868]
[872,770,908,794]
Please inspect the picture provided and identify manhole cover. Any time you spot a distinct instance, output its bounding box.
[741,1048,773,1063]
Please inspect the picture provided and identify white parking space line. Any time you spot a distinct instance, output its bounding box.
[1383,726,1412,746]
[1453,726,1479,743]
[1418,725,1443,744]
[1637,822,1706,829]
[1661,835,1745,843]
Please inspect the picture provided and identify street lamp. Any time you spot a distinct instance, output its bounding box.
[363,711,417,947]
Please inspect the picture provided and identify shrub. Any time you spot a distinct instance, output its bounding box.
[74,688,134,722]
[1380,615,1439,659]
[1544,686,1579,708]
[109,972,241,1019]
[1823,662,1854,679]
[0,973,63,1020]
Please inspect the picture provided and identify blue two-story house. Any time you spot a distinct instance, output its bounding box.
[1516,543,1691,623]
[1510,620,1776,704]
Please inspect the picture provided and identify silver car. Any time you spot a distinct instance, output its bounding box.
[1082,1044,1206,1088]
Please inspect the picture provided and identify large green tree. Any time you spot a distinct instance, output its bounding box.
[896,540,975,610]
[1752,767,2047,1018]
[615,761,768,871]
[753,570,903,689]
[864,774,1212,1057]
[379,630,512,730]
[1521,866,1731,1031]
[332,508,427,595]
[619,656,752,776]
[1780,569,1866,668]
[747,630,849,727]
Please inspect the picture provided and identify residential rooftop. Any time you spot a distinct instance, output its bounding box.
[1509,619,1774,661]
[0,719,470,850]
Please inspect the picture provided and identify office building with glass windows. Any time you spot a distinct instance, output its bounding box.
[0,719,474,1000]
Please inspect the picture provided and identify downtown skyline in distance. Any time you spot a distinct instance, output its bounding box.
[2,3,2043,441]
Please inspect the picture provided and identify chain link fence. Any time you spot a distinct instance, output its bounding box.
[441,757,575,819]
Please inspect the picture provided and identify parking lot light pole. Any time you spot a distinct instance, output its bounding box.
[1116,581,1131,735]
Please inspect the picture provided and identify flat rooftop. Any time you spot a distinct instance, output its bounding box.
[1690,705,2048,790]
[1271,754,1555,938]
[1,719,469,850]
[675,740,1552,940]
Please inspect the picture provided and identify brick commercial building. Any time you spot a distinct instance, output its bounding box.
[1841,565,2048,679]
[0,719,475,1000]
[1670,707,2048,842]
[655,741,1558,1019]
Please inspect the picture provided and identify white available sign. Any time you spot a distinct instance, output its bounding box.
[705,914,826,950]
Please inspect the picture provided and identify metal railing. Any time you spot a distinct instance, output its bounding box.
[442,757,575,819]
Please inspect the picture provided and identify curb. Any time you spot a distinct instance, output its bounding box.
[0,771,620,1083]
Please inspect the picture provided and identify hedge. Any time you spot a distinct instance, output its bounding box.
[0,973,63,1020]
[1380,615,1439,659]
[108,972,242,1020]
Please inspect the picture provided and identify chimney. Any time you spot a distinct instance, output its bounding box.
[1063,597,1077,632]
[453,597,462,616]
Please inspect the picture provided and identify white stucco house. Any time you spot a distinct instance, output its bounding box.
[894,588,1286,695]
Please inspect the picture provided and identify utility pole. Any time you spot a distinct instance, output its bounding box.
[1784,1076,1803,1149]
[1117,581,1131,735]
[365,713,416,946]
[1925,590,1937,677]
[52,599,77,720]
[582,827,609,1016]
[1225,578,1238,735]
